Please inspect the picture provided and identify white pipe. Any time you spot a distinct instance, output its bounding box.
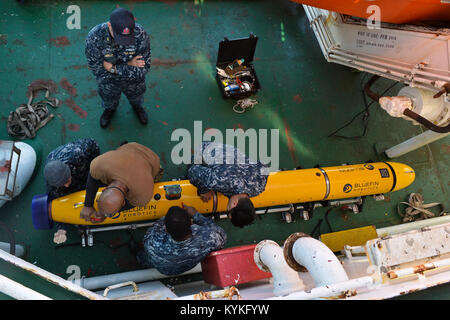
[267,276,374,300]
[329,51,443,92]
[87,222,154,233]
[376,215,450,237]
[387,258,450,279]
[0,242,25,257]
[336,45,449,78]
[343,245,366,259]
[254,240,304,297]
[385,130,450,158]
[331,48,450,83]
[0,274,52,300]
[304,7,329,59]
[81,264,202,291]
[0,249,107,300]
[174,286,242,300]
[331,54,411,81]
[292,237,349,287]
[214,198,362,220]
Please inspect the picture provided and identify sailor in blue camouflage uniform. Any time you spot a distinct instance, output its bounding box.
[85,8,151,128]
[43,138,100,244]
[136,205,227,276]
[44,138,100,200]
[187,141,269,228]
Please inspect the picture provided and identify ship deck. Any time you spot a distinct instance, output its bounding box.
[0,0,448,299]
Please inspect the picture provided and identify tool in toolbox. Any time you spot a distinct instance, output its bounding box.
[225,58,245,76]
[215,34,261,103]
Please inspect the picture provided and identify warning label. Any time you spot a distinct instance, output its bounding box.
[356,31,397,49]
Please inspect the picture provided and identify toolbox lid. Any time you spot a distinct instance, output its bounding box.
[217,33,258,65]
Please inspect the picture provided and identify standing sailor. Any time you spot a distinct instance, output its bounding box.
[85,7,151,128]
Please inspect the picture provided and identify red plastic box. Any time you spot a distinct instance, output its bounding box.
[201,244,272,287]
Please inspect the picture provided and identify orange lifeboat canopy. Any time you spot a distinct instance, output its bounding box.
[291,0,450,25]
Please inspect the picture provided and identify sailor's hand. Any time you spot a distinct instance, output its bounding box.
[199,190,214,203]
[127,55,145,68]
[103,60,113,71]
[90,212,106,224]
[80,206,97,222]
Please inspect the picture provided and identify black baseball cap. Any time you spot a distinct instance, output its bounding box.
[110,8,135,46]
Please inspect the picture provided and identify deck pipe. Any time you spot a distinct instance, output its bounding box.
[283,233,349,287]
[254,240,305,297]
[376,214,450,237]
[0,222,17,255]
[0,249,106,300]
[267,276,374,300]
[0,274,51,300]
[0,242,25,257]
[385,130,450,158]
[80,264,202,291]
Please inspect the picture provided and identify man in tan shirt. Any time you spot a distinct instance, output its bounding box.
[80,142,160,223]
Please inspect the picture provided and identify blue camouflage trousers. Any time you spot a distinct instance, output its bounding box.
[97,77,146,111]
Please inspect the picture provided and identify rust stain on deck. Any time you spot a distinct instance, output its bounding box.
[82,89,97,100]
[67,123,80,131]
[63,98,87,119]
[13,39,24,46]
[284,119,298,166]
[50,36,71,47]
[293,94,303,104]
[65,64,87,70]
[60,78,77,97]
[0,35,7,45]
[152,58,197,67]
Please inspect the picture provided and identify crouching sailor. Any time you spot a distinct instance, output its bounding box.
[43,138,100,243]
[79,142,161,223]
[187,142,269,228]
[134,204,227,276]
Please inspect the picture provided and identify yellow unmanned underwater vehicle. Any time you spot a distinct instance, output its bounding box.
[32,162,415,230]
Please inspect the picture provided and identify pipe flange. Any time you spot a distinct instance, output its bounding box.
[283,232,310,272]
[253,240,279,273]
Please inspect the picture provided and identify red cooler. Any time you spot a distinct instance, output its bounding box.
[201,244,272,287]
